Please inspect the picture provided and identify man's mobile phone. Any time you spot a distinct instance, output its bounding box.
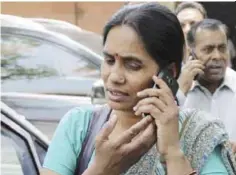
[190,50,200,80]
[142,68,179,118]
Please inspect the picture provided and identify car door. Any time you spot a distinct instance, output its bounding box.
[1,92,93,121]
[1,102,49,175]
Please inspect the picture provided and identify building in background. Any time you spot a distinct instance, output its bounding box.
[2,2,235,49]
[1,2,175,34]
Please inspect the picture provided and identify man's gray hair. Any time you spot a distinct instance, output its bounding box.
[187,18,228,47]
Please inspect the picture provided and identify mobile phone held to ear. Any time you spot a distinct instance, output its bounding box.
[154,68,179,96]
[190,50,200,80]
[142,68,179,118]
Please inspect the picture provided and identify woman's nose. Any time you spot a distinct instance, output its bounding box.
[109,64,126,84]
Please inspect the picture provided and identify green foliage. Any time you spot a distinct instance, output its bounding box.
[1,35,58,81]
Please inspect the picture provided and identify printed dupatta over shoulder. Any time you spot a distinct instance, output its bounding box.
[122,108,236,175]
[179,109,236,174]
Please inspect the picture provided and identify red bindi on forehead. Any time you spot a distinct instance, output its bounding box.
[114,53,121,60]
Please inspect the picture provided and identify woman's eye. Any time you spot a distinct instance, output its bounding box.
[126,62,142,70]
[104,57,115,65]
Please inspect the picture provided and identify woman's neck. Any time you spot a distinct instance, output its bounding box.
[112,110,142,130]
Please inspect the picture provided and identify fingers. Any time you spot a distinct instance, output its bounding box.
[187,59,204,65]
[123,123,156,154]
[191,67,204,77]
[134,97,166,113]
[114,116,153,146]
[134,104,161,118]
[230,141,236,154]
[133,97,165,117]
[137,87,172,103]
[180,60,205,81]
[137,88,162,98]
[96,115,118,142]
[233,146,236,154]
[188,55,194,61]
[137,77,175,105]
[152,76,173,97]
[184,60,205,71]
[190,63,205,71]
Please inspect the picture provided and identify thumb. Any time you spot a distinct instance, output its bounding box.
[188,55,194,61]
[96,115,118,142]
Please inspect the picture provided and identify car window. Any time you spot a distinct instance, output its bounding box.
[1,122,39,175]
[1,133,24,175]
[1,33,100,83]
[33,139,48,165]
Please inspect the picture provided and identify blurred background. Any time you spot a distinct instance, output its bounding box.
[1,2,236,45]
[1,2,236,175]
[1,2,176,34]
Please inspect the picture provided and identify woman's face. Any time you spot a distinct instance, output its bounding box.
[101,25,159,111]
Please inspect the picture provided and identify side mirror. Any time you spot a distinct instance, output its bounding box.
[91,79,106,105]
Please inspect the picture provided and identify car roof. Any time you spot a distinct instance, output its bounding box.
[29,17,103,56]
[1,14,46,31]
[1,26,103,67]
[1,14,103,64]
[29,18,83,31]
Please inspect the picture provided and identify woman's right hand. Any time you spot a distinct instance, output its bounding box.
[87,115,156,175]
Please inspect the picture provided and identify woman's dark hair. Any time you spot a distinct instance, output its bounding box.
[103,2,185,78]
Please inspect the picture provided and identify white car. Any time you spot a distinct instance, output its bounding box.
[1,101,49,175]
[1,15,105,121]
[29,18,103,56]
[1,22,103,96]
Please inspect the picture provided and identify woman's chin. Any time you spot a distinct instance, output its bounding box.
[107,100,133,111]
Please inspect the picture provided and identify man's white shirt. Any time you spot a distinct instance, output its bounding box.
[177,67,236,141]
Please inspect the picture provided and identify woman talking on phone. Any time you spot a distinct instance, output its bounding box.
[41,3,236,175]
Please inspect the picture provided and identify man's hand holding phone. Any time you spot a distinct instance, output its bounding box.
[177,56,205,95]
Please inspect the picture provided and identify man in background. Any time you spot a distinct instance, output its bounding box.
[175,2,207,63]
[176,2,207,41]
[176,1,236,69]
[177,19,236,152]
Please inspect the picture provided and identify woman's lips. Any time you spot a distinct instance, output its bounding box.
[107,89,129,102]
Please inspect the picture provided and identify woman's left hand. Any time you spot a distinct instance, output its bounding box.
[133,75,180,157]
